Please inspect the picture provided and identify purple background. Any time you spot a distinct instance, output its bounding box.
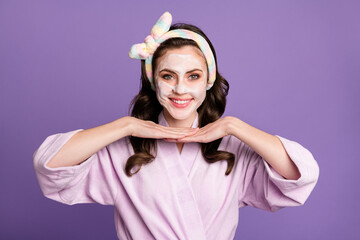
[1,0,359,239]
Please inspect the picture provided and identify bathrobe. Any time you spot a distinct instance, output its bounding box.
[33,111,319,240]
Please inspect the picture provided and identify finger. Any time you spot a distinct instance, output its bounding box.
[157,132,187,139]
[177,133,201,142]
[178,131,211,143]
[157,131,189,139]
[163,138,179,142]
[159,128,199,138]
[138,122,199,139]
[177,136,198,142]
[141,128,187,139]
[141,121,198,133]
[185,127,200,135]
[161,130,199,141]
[162,127,199,134]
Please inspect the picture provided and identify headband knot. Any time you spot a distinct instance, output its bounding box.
[129,11,216,90]
[129,12,171,59]
[144,35,159,54]
[128,38,159,59]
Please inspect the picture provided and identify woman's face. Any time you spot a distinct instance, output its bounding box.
[154,45,208,125]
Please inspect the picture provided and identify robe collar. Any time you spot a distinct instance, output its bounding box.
[158,110,199,129]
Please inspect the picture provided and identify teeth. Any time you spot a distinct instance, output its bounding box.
[171,99,191,104]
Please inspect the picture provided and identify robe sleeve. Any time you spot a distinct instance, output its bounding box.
[33,129,120,206]
[237,135,320,212]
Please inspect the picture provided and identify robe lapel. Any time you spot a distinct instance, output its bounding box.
[158,111,201,177]
[157,111,207,239]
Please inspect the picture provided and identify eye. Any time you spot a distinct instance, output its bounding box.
[189,74,200,80]
[161,74,174,80]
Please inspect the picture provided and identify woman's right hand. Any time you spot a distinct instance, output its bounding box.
[45,116,198,168]
[125,116,199,140]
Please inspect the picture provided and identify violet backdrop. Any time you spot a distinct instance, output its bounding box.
[0,0,359,239]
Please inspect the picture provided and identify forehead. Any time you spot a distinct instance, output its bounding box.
[155,46,207,69]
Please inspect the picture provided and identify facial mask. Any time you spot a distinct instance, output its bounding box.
[154,53,208,121]
[155,53,207,94]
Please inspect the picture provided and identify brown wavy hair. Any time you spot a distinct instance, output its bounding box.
[125,23,235,176]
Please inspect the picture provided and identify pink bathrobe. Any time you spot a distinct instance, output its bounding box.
[33,111,319,240]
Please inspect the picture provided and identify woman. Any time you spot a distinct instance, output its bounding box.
[33,11,319,240]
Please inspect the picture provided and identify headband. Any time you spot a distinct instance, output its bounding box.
[128,11,216,90]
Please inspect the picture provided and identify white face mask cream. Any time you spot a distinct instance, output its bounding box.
[154,47,208,122]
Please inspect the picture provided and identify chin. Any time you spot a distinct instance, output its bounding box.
[167,109,193,120]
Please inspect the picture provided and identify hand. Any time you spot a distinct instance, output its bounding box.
[126,116,199,140]
[167,116,234,143]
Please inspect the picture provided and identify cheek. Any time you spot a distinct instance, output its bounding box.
[187,82,207,99]
[156,80,174,100]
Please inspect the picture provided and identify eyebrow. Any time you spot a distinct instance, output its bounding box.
[159,68,203,74]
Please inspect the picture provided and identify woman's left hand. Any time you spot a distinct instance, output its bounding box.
[165,116,235,143]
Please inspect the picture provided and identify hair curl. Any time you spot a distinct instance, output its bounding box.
[125,23,235,176]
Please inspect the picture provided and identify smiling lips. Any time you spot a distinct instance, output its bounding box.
[169,98,193,108]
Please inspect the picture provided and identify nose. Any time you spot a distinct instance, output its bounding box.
[173,79,188,94]
[173,84,187,94]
